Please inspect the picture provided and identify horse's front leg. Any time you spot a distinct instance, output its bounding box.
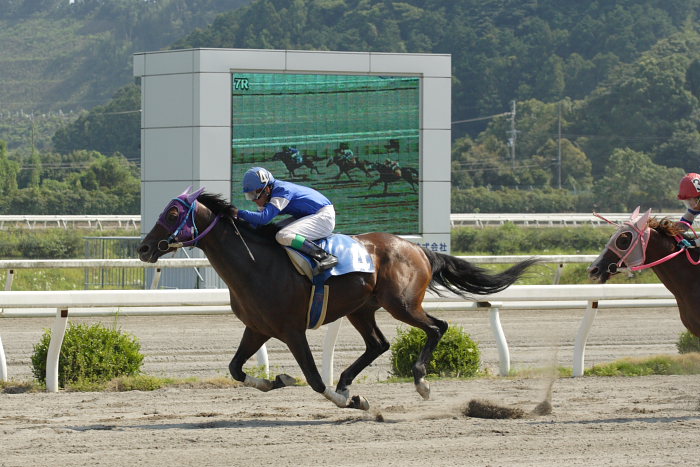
[229,327,295,391]
[335,310,388,399]
[284,330,369,410]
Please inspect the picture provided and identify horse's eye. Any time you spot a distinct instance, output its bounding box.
[166,207,179,224]
[615,232,632,250]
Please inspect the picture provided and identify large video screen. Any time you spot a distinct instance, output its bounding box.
[231,72,420,235]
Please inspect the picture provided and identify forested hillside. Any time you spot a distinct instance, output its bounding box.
[0,0,251,151]
[3,0,700,213]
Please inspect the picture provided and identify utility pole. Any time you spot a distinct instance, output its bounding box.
[507,100,517,169]
[557,102,562,189]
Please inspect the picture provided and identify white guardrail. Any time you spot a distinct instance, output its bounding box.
[0,255,676,392]
[0,213,680,230]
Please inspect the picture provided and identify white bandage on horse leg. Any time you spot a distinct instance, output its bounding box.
[323,386,348,408]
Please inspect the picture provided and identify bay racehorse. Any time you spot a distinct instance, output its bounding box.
[587,207,700,337]
[368,163,419,194]
[272,150,321,178]
[326,154,372,180]
[138,187,538,410]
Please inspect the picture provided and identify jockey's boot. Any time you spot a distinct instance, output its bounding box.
[296,238,338,272]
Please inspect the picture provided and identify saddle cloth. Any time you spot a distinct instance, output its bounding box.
[284,234,375,329]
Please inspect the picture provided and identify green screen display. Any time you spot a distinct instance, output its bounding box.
[231,73,420,235]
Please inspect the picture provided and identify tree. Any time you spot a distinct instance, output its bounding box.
[593,148,683,211]
[0,140,19,196]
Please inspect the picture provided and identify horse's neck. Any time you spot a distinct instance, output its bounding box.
[647,229,691,295]
[199,221,294,289]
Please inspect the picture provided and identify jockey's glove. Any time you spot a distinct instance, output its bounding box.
[678,238,696,249]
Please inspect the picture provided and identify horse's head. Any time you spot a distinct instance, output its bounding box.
[587,207,651,283]
[138,186,207,263]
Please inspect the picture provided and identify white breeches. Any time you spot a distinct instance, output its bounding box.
[275,205,336,245]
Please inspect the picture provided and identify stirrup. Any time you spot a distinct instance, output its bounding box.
[315,255,338,272]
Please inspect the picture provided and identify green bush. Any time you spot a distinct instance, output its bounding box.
[390,325,480,378]
[676,330,700,354]
[451,224,616,255]
[18,229,82,259]
[31,322,144,388]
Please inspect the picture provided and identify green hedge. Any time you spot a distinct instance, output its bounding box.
[0,229,83,259]
[31,322,144,388]
[451,223,616,255]
[390,325,481,378]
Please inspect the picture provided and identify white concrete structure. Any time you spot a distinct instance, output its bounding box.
[133,48,452,256]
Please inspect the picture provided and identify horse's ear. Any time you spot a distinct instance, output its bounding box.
[635,208,652,229]
[630,206,640,220]
[180,185,193,197]
[186,186,205,204]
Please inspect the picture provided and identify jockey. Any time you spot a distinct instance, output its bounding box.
[233,167,338,271]
[284,146,303,164]
[339,148,356,165]
[384,157,402,177]
[676,173,700,247]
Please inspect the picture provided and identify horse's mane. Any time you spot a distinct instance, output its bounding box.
[197,192,281,241]
[648,217,684,236]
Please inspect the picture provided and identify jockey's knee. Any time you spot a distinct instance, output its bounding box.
[275,230,295,246]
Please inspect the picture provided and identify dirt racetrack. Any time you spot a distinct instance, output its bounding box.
[1,307,699,466]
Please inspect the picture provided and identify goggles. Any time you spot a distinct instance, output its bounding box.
[244,188,265,201]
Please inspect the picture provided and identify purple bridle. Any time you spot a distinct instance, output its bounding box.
[156,186,221,252]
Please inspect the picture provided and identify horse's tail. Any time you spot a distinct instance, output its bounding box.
[423,248,539,297]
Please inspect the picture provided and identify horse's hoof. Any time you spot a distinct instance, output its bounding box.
[416,378,430,400]
[244,375,273,392]
[275,374,297,387]
[349,395,370,411]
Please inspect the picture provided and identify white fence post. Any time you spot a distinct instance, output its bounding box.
[0,333,7,382]
[46,309,69,393]
[321,319,343,385]
[488,304,510,376]
[573,301,599,377]
[255,346,269,377]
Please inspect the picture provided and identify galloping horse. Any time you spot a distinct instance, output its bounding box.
[326,154,372,180]
[272,150,321,178]
[138,187,538,410]
[588,207,700,337]
[368,163,419,194]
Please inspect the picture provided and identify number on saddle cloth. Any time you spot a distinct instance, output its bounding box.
[283,234,375,329]
[284,233,375,281]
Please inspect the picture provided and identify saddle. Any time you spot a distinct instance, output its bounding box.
[285,234,375,329]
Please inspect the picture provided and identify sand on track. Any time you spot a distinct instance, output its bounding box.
[1,307,698,466]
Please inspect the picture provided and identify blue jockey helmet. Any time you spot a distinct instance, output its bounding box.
[242,167,275,200]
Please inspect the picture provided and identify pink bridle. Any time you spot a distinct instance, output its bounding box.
[594,211,700,271]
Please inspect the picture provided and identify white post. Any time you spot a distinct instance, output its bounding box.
[255,345,269,378]
[573,301,598,377]
[46,308,69,392]
[488,304,510,376]
[321,318,343,385]
[4,269,13,291]
[0,333,7,382]
[149,268,162,289]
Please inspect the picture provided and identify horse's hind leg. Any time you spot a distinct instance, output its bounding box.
[284,330,369,410]
[382,299,448,400]
[229,327,294,392]
[335,309,389,398]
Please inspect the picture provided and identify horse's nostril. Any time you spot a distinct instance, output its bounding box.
[138,244,149,253]
[588,267,599,276]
